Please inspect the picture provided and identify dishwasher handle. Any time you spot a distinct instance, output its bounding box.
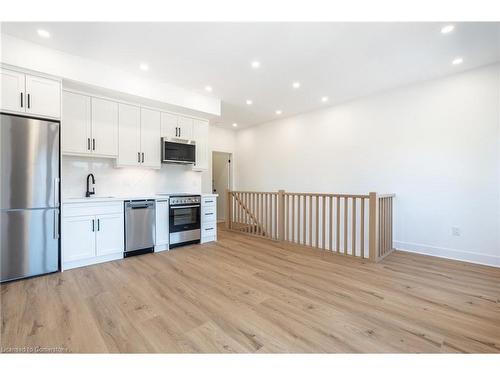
[125,201,155,210]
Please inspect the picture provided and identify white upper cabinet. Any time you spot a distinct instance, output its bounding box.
[1,68,61,119]
[25,75,61,118]
[62,92,118,158]
[140,108,161,168]
[177,116,193,140]
[1,69,25,113]
[192,119,209,171]
[117,103,141,166]
[62,91,91,155]
[91,97,118,157]
[160,112,178,138]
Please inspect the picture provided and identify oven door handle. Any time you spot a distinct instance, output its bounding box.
[171,205,200,209]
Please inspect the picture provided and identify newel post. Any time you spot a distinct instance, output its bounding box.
[368,192,379,262]
[226,189,232,230]
[278,190,285,241]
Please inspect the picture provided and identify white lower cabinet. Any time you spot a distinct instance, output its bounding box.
[62,201,124,270]
[155,200,169,251]
[201,196,217,243]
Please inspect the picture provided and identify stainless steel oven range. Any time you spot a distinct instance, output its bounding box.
[169,195,201,248]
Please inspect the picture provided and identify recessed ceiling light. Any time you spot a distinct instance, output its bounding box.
[139,63,149,71]
[321,96,329,103]
[205,85,213,92]
[452,57,463,65]
[251,61,261,69]
[275,110,282,115]
[292,81,301,89]
[441,25,455,34]
[232,123,238,127]
[246,99,253,105]
[37,29,50,38]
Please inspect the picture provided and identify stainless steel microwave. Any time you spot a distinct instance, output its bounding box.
[161,138,196,164]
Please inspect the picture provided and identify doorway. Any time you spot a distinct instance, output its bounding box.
[212,151,232,222]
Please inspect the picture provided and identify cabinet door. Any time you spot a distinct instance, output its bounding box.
[177,116,193,140]
[160,112,178,138]
[117,103,141,166]
[192,120,209,171]
[155,201,169,246]
[25,74,61,118]
[91,97,118,157]
[95,214,124,256]
[140,108,161,168]
[62,91,92,155]
[1,69,25,113]
[62,216,96,262]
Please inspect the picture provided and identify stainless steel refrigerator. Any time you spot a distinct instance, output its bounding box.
[1,113,60,282]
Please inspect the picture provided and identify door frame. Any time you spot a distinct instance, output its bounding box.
[211,151,233,222]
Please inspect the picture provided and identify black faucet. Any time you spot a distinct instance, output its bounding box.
[86,173,95,198]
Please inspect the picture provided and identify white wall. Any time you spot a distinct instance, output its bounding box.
[0,33,220,116]
[235,64,500,267]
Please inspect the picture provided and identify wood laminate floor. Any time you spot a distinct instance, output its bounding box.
[1,227,499,353]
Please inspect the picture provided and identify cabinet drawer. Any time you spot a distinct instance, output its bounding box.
[201,225,216,238]
[201,235,216,244]
[202,196,216,206]
[63,201,123,217]
[201,205,216,222]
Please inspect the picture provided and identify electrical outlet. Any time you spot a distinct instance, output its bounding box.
[452,226,461,236]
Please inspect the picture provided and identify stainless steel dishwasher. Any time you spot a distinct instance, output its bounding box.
[124,200,155,257]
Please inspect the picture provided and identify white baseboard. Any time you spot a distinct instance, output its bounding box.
[394,241,499,268]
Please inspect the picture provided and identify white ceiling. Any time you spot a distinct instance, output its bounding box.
[2,22,499,129]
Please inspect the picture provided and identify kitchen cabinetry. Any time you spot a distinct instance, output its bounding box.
[91,97,119,157]
[116,105,160,168]
[140,108,161,168]
[192,119,209,171]
[155,200,169,252]
[160,112,193,140]
[62,91,118,157]
[201,195,217,243]
[1,68,61,119]
[62,201,124,270]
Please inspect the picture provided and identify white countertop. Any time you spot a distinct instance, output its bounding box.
[62,193,218,204]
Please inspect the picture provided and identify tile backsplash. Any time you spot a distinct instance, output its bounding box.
[62,156,202,198]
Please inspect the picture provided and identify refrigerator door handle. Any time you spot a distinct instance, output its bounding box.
[54,210,60,239]
[54,177,60,207]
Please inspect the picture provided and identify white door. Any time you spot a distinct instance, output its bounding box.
[117,103,141,166]
[25,74,61,118]
[160,112,178,138]
[62,91,92,155]
[91,97,118,157]
[177,116,193,140]
[95,214,124,256]
[155,200,169,246]
[62,216,96,262]
[140,108,161,168]
[192,120,209,171]
[1,69,25,113]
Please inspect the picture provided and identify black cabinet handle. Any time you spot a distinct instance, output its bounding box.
[138,152,141,163]
[92,138,95,151]
[205,212,213,215]
[27,93,30,109]
[87,138,91,150]
[92,219,95,232]
[142,152,144,163]
[97,219,100,231]
[205,227,214,231]
[20,92,23,108]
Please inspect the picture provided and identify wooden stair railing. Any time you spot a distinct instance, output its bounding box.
[226,189,395,262]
